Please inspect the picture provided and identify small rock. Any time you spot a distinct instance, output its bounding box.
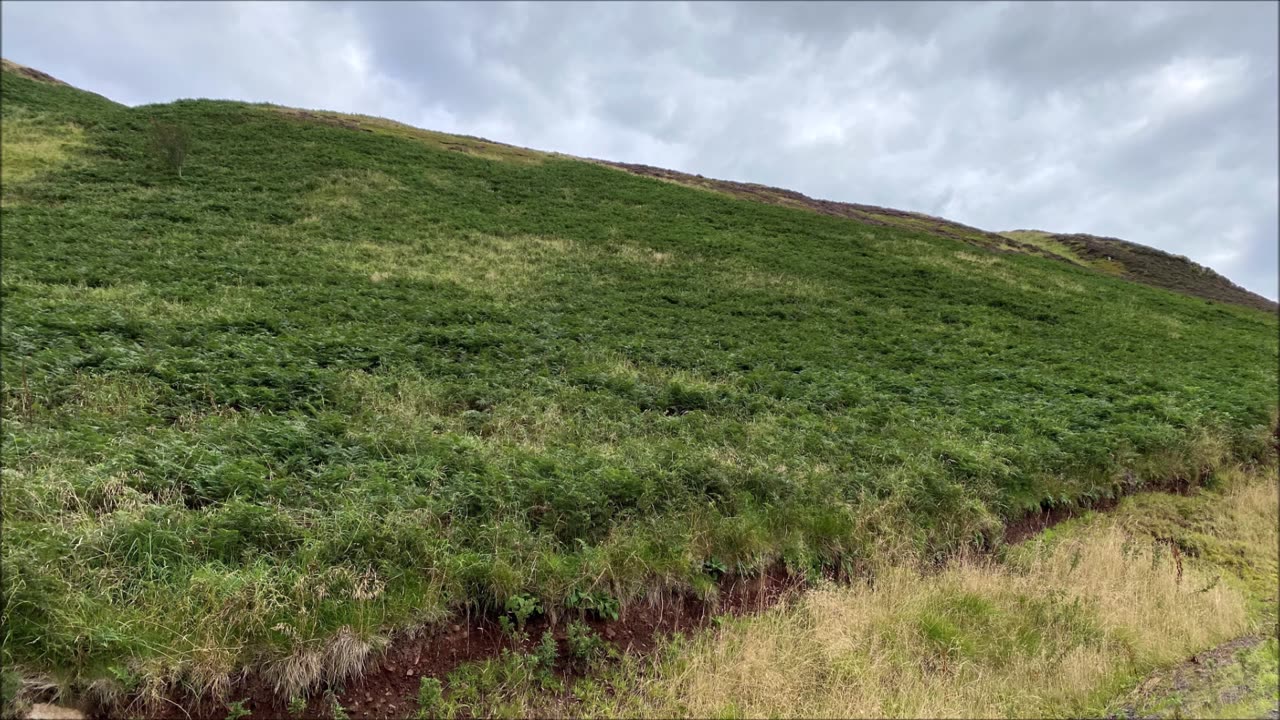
[406,669,415,677]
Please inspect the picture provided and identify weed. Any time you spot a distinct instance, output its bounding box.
[535,630,558,670]
[566,589,621,621]
[0,670,28,720]
[416,677,443,718]
[565,620,611,666]
[327,691,348,720]
[223,699,250,720]
[703,557,728,579]
[504,593,542,631]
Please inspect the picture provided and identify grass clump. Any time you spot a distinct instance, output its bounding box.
[0,61,1277,711]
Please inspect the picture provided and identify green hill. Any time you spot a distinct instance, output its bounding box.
[1,61,1276,709]
[999,229,1277,312]
[582,162,1278,314]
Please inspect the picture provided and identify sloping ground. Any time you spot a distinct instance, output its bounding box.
[0,60,118,108]
[7,59,1269,314]
[1,60,1278,715]
[589,160,1060,258]
[0,59,71,87]
[276,466,1277,720]
[588,161,1278,314]
[1054,232,1277,313]
[1111,635,1279,720]
[253,92,1280,317]
[1003,229,1278,313]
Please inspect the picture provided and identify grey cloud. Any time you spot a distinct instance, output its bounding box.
[2,0,1275,298]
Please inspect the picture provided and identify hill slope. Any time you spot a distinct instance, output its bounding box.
[231,102,1280,315]
[1000,229,1277,312]
[1,61,1277,709]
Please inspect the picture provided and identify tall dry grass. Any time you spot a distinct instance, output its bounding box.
[620,471,1276,719]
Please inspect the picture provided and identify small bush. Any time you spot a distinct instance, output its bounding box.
[566,588,620,621]
[565,620,610,666]
[148,119,190,177]
[504,593,542,630]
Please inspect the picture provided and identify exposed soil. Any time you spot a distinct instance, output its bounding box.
[1002,472,1196,545]
[134,566,804,720]
[26,705,84,720]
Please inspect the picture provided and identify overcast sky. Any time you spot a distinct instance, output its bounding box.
[3,1,1277,299]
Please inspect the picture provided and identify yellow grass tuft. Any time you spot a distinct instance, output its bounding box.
[335,233,574,298]
[0,109,85,193]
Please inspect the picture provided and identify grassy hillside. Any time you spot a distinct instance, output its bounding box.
[562,161,1278,315]
[1,61,1276,709]
[1000,230,1277,313]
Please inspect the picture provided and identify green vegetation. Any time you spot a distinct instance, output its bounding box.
[1000,229,1277,312]
[999,229,1092,266]
[1,61,1276,712]
[1111,636,1279,720]
[146,119,191,178]
[422,466,1277,718]
[0,107,87,191]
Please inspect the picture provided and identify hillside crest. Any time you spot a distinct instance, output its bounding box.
[3,57,1272,313]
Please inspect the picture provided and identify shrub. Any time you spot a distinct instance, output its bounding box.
[504,593,542,630]
[565,621,610,665]
[148,119,190,177]
[416,677,443,719]
[565,588,620,621]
